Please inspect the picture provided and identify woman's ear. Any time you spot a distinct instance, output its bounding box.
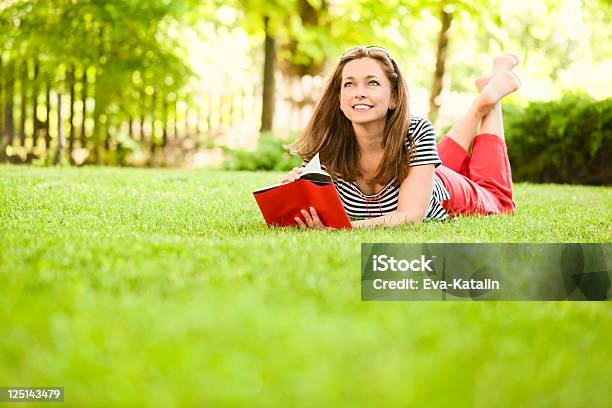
[389,94,397,110]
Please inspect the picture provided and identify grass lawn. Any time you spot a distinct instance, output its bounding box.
[1,165,611,407]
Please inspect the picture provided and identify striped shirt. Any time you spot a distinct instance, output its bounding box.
[328,116,450,221]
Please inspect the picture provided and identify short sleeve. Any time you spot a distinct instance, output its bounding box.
[407,117,442,167]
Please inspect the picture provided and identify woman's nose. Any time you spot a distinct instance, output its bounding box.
[356,84,367,97]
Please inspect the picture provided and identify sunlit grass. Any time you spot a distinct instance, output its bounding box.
[0,165,610,407]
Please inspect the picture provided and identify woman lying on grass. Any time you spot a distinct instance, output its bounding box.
[281,46,520,229]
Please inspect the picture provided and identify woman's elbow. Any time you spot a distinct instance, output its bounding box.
[395,210,424,225]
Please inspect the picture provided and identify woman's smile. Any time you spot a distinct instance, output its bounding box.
[353,103,374,111]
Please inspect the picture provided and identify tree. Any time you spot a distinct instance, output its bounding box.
[0,0,198,162]
[261,16,276,132]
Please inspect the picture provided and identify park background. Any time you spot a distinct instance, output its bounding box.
[1,0,611,406]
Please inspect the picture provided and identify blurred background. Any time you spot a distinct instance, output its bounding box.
[0,0,610,184]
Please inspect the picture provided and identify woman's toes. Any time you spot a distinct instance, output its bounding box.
[491,53,519,74]
[505,52,520,66]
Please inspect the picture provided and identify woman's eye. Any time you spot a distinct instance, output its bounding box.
[369,80,380,86]
[343,82,353,88]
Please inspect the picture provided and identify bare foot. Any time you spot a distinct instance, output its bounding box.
[474,53,519,91]
[491,53,519,75]
[474,71,520,112]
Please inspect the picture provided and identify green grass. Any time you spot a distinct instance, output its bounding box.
[1,165,611,407]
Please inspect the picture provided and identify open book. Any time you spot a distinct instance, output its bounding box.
[253,153,352,228]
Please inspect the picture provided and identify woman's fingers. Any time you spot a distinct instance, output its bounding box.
[295,207,327,229]
[301,209,314,228]
[280,174,297,183]
[291,168,303,179]
[309,207,325,228]
[281,173,297,183]
[294,217,306,229]
[280,167,303,184]
[290,169,302,180]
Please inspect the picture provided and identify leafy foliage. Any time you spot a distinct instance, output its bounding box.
[0,0,202,159]
[504,94,611,185]
[221,132,302,171]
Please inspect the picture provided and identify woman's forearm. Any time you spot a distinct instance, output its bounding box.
[351,211,423,228]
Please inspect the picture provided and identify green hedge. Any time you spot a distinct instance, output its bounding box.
[221,132,302,171]
[504,94,611,185]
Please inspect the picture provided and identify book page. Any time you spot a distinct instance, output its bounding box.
[301,153,331,183]
[253,152,330,193]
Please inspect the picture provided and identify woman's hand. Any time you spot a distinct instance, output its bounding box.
[280,167,303,184]
[294,207,331,230]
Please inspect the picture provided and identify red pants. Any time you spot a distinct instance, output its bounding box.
[435,134,516,217]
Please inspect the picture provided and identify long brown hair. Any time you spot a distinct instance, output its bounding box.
[289,46,414,185]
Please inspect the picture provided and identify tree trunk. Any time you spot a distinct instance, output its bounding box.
[184,106,189,139]
[206,94,212,132]
[260,16,276,132]
[128,117,133,139]
[92,64,105,164]
[429,7,453,121]
[32,61,41,148]
[103,123,110,151]
[162,97,168,147]
[19,61,27,145]
[104,115,111,151]
[4,60,14,145]
[81,68,87,147]
[0,56,4,161]
[228,95,234,126]
[196,105,201,136]
[149,89,157,158]
[44,81,51,150]
[174,98,179,139]
[68,65,76,159]
[93,98,101,164]
[94,24,105,164]
[0,55,4,143]
[218,95,226,127]
[53,93,65,165]
[140,90,146,142]
[103,81,111,152]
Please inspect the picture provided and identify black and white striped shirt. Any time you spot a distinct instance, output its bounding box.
[332,116,450,221]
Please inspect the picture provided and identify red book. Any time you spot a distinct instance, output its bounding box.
[253,154,352,229]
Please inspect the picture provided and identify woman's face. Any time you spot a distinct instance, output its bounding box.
[339,57,396,126]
